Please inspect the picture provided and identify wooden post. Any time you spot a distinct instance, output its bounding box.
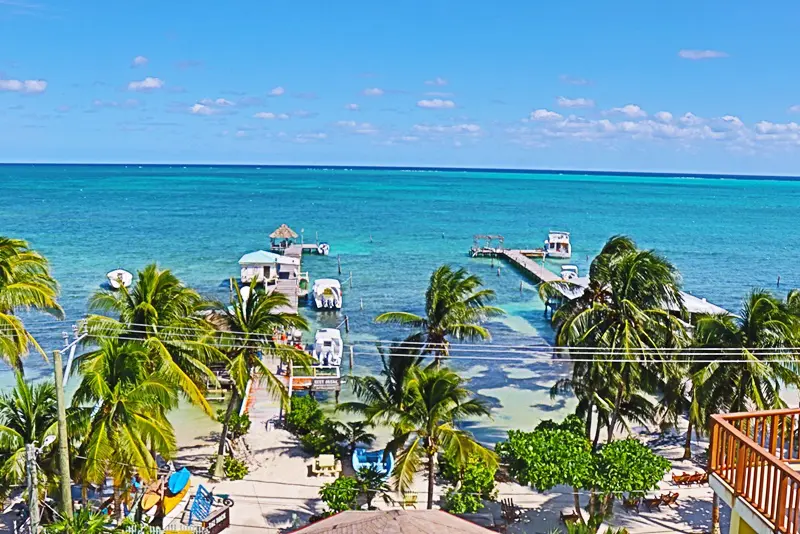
[349,346,354,370]
[520,281,523,293]
[52,350,73,518]
[344,315,350,333]
[26,444,40,534]
[338,255,342,275]
[360,298,364,311]
[349,271,353,289]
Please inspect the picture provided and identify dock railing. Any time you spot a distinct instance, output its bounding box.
[710,408,800,534]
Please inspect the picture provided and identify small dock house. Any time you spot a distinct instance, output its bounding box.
[239,250,300,285]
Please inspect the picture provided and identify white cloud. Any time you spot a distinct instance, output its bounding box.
[132,55,148,67]
[128,77,164,91]
[269,86,285,96]
[721,115,744,128]
[557,96,594,108]
[199,97,235,107]
[413,123,481,134]
[789,105,800,113]
[0,78,47,94]
[363,87,384,96]
[345,103,359,111]
[529,109,563,121]
[654,111,673,123]
[678,49,729,60]
[254,111,289,120]
[425,77,447,86]
[754,121,800,135]
[190,103,217,115]
[417,98,455,109]
[680,112,704,125]
[235,130,247,138]
[607,104,646,118]
[559,75,590,86]
[294,132,327,143]
[336,120,377,134]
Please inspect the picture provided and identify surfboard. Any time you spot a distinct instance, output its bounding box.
[167,468,190,495]
[141,479,163,512]
[161,481,190,515]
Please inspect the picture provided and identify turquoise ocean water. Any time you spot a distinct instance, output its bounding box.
[1,165,799,442]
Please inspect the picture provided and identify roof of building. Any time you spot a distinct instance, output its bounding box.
[270,224,298,239]
[291,510,494,534]
[674,291,730,316]
[239,250,300,265]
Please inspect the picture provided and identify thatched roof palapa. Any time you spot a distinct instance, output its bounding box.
[270,224,298,239]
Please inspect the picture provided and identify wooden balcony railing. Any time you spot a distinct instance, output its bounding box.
[710,408,800,534]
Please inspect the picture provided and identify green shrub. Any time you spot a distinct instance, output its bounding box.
[207,455,250,481]
[300,429,337,456]
[441,454,497,514]
[319,476,360,513]
[286,395,326,435]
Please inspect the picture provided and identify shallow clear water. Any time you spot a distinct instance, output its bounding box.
[2,165,799,440]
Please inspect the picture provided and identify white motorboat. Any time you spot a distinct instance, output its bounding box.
[560,265,579,280]
[317,242,330,256]
[312,279,342,309]
[312,328,343,366]
[106,269,133,290]
[544,231,572,259]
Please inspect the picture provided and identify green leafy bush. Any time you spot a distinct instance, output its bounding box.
[300,428,337,456]
[207,455,250,480]
[442,454,497,514]
[286,395,326,435]
[356,466,392,509]
[45,509,111,534]
[319,476,360,512]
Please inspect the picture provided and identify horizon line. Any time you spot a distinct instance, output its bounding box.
[1,162,799,181]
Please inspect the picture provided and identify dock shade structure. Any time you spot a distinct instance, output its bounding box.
[239,250,300,285]
[290,510,496,533]
[270,224,299,253]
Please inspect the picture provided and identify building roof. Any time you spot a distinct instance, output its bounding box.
[270,224,298,239]
[674,291,731,316]
[292,510,494,534]
[239,250,282,264]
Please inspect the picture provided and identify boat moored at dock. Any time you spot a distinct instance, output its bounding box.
[313,279,342,309]
[544,230,572,259]
[312,328,343,366]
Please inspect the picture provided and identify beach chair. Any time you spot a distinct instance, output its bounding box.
[560,510,581,524]
[643,497,662,512]
[686,472,704,485]
[671,473,690,485]
[400,494,418,509]
[501,498,522,524]
[660,492,679,507]
[622,496,640,512]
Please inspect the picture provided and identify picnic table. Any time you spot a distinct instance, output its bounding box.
[311,454,342,476]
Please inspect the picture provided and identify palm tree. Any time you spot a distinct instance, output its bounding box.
[330,421,376,455]
[210,279,309,479]
[392,366,496,509]
[87,264,220,416]
[0,372,59,498]
[693,289,800,534]
[0,236,63,370]
[71,338,177,515]
[542,235,688,439]
[375,265,504,362]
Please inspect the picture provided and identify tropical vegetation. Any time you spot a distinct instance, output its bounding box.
[0,236,63,370]
[375,265,504,362]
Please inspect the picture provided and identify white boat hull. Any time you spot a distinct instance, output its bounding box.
[107,269,133,290]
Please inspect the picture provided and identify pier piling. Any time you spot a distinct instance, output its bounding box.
[338,255,342,275]
[349,346,354,370]
[349,271,353,289]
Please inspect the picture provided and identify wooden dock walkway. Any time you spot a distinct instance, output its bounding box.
[502,249,561,284]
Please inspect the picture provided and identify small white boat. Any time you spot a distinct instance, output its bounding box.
[544,231,572,259]
[312,279,342,310]
[317,242,330,256]
[560,265,579,280]
[106,269,133,290]
[312,328,343,366]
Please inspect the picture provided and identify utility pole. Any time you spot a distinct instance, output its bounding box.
[53,350,74,518]
[25,444,40,534]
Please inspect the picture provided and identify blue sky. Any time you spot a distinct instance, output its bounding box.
[2,0,800,174]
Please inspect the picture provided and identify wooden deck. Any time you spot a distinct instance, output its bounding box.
[502,249,561,284]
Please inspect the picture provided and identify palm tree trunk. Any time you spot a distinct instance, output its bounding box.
[682,420,693,460]
[608,385,624,443]
[710,493,721,534]
[427,450,436,510]
[592,419,603,450]
[214,389,239,479]
[573,487,584,524]
[585,404,594,441]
